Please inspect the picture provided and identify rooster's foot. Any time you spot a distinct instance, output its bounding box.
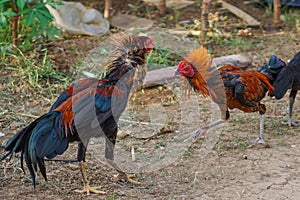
[248,137,270,148]
[114,172,141,185]
[282,120,299,126]
[74,184,106,195]
[184,128,207,143]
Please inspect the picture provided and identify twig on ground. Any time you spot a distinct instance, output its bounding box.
[16,113,39,119]
[267,178,289,190]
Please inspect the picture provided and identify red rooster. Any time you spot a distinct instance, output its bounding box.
[176,46,285,146]
[1,34,154,195]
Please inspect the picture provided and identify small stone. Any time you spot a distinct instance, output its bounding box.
[0,132,5,137]
[89,141,95,145]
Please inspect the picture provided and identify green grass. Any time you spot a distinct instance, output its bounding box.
[282,8,300,30]
[4,49,72,88]
[278,139,286,147]
[146,47,182,70]
[223,37,260,53]
[0,47,75,105]
[107,193,120,200]
[225,135,249,151]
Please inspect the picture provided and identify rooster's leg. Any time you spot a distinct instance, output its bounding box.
[107,159,141,185]
[282,90,298,126]
[105,130,141,185]
[74,142,106,195]
[249,114,269,147]
[184,119,225,142]
[74,161,106,195]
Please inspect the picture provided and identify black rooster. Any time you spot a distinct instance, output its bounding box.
[1,34,154,195]
[272,51,300,126]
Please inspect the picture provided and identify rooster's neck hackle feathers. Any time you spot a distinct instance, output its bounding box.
[185,46,213,77]
[102,33,148,82]
[185,46,214,97]
[258,73,275,94]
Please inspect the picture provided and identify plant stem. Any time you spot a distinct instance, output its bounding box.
[200,0,212,41]
[11,0,20,49]
[158,0,166,16]
[104,0,112,19]
[273,0,281,27]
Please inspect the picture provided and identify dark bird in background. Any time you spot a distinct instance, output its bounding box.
[175,46,285,146]
[1,34,154,195]
[271,51,300,126]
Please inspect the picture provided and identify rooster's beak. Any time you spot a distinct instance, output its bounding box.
[174,70,181,76]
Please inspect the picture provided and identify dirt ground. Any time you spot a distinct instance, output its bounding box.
[1,0,300,199]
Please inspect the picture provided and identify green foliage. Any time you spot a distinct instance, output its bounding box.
[282,8,300,28]
[0,0,62,50]
[278,139,286,146]
[264,2,274,18]
[146,48,182,70]
[213,36,260,54]
[107,194,120,200]
[3,48,71,88]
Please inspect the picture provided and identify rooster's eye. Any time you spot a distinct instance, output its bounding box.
[183,66,190,71]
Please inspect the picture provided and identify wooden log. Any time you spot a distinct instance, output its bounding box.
[219,0,261,26]
[169,29,232,38]
[143,54,251,88]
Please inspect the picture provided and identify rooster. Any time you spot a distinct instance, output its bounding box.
[1,34,154,195]
[271,51,300,126]
[175,46,285,146]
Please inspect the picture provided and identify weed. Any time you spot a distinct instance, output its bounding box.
[235,119,244,123]
[173,9,180,25]
[223,37,256,52]
[226,135,248,151]
[146,47,182,70]
[285,153,290,157]
[261,173,271,180]
[2,48,72,89]
[264,3,274,18]
[282,8,300,28]
[272,130,283,137]
[278,139,286,146]
[107,193,120,200]
[155,142,165,149]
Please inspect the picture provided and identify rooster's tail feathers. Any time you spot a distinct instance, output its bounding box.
[1,111,70,187]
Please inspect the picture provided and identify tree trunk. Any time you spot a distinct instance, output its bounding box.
[158,0,166,16]
[273,0,281,27]
[104,0,112,19]
[200,0,212,40]
[11,0,20,50]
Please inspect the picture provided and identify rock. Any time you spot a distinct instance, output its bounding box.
[46,1,110,36]
[111,14,154,30]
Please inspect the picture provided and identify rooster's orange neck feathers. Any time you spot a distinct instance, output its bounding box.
[185,46,214,97]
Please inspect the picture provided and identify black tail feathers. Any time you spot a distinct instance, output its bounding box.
[1,111,70,187]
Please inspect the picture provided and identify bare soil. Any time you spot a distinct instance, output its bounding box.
[1,1,300,199]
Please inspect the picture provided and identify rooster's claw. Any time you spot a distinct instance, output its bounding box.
[184,128,207,143]
[281,119,299,126]
[248,137,270,148]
